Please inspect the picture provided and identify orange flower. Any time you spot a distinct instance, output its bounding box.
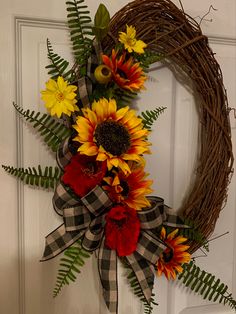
[157,227,191,280]
[103,161,152,210]
[102,49,146,92]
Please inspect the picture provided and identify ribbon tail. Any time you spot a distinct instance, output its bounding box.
[126,252,155,304]
[98,238,118,314]
[41,224,85,261]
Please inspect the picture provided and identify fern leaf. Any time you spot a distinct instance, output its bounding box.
[53,240,92,297]
[165,218,207,246]
[2,165,61,189]
[114,89,138,108]
[140,107,166,130]
[46,39,76,82]
[178,261,236,310]
[136,50,164,71]
[66,0,93,76]
[14,103,72,152]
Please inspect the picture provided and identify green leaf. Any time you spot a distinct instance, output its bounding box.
[14,103,72,152]
[53,240,92,297]
[121,259,158,314]
[94,4,110,27]
[178,261,236,310]
[93,4,110,40]
[139,107,166,130]
[136,50,164,70]
[66,0,93,76]
[46,39,76,82]
[2,165,61,189]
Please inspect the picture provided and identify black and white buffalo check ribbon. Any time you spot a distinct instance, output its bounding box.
[41,139,189,314]
[76,39,101,108]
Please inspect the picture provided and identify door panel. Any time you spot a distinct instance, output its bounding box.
[0,1,235,313]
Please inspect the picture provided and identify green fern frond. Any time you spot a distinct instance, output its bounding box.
[14,103,72,152]
[46,39,76,82]
[140,107,166,130]
[165,218,207,246]
[66,0,93,76]
[2,165,61,189]
[137,50,164,71]
[121,260,158,313]
[178,261,236,310]
[114,88,138,108]
[53,240,92,297]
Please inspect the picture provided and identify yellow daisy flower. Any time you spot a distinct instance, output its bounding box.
[119,25,147,54]
[41,76,78,118]
[157,227,191,280]
[73,98,151,174]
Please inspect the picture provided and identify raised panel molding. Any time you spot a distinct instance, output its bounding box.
[15,17,236,314]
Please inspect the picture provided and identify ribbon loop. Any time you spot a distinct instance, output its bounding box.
[63,206,91,232]
[77,77,91,108]
[137,196,166,229]
[82,214,106,251]
[81,185,113,216]
[53,183,80,216]
[41,224,85,261]
[56,137,73,170]
[136,231,167,265]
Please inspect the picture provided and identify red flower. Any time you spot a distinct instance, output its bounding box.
[62,153,107,197]
[105,205,140,256]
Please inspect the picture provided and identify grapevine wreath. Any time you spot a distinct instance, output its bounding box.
[3,0,235,312]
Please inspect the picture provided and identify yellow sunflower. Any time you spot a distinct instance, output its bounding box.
[102,50,146,92]
[41,76,78,118]
[103,161,153,210]
[157,227,191,280]
[73,98,150,174]
[119,25,147,54]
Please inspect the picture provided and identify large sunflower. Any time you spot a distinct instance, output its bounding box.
[103,161,153,210]
[73,98,150,174]
[102,49,146,91]
[157,227,191,280]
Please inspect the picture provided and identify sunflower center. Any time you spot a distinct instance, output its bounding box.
[94,120,131,156]
[117,68,128,79]
[120,180,130,197]
[162,248,174,263]
[55,91,65,102]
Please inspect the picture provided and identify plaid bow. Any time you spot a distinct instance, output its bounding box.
[41,42,189,313]
[41,138,189,313]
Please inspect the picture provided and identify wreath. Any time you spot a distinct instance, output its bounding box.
[3,0,235,313]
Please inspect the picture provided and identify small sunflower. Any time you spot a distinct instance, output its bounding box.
[73,98,150,174]
[119,25,147,54]
[41,76,78,118]
[103,161,153,210]
[102,49,146,92]
[157,227,191,280]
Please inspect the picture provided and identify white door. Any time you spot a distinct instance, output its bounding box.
[0,0,235,313]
